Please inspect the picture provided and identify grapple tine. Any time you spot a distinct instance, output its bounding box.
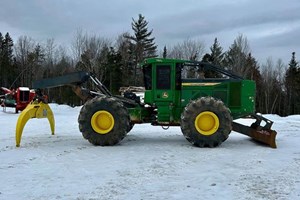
[15,100,55,147]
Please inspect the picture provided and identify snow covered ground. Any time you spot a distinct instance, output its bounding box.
[0,104,300,200]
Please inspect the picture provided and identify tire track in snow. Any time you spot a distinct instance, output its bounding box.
[233,150,300,200]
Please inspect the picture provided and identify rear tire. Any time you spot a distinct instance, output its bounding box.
[181,97,232,147]
[78,96,129,146]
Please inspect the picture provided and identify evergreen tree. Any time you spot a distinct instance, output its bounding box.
[201,53,210,62]
[51,56,78,106]
[105,47,122,94]
[0,32,4,86]
[285,52,300,115]
[209,38,224,66]
[201,38,224,78]
[116,32,134,86]
[163,45,167,58]
[244,53,264,112]
[223,34,250,77]
[0,32,2,47]
[0,32,15,87]
[125,14,157,85]
[245,53,260,80]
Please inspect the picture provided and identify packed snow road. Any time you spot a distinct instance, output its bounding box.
[0,104,300,200]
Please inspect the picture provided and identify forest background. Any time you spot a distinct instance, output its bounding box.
[1,14,299,116]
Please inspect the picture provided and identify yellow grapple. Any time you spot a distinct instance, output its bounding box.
[15,100,55,147]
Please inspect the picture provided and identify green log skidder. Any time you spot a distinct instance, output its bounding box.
[16,58,277,148]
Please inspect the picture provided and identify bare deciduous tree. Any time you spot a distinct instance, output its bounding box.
[168,38,205,61]
[14,36,35,86]
[71,29,86,63]
[44,38,57,68]
[71,29,112,82]
[260,58,286,114]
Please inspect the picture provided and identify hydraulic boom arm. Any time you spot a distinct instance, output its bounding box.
[33,71,112,100]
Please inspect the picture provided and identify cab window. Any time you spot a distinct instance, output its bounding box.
[156,65,171,90]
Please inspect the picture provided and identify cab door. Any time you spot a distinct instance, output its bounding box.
[154,64,173,102]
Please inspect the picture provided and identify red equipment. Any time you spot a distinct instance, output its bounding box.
[0,87,35,113]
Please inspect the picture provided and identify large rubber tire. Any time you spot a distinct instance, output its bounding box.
[181,97,232,147]
[127,122,134,133]
[78,96,130,146]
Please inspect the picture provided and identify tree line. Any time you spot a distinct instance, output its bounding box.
[0,14,299,116]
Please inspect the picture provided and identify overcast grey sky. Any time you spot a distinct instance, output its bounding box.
[0,0,299,64]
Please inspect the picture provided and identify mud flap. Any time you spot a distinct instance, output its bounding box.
[232,114,277,148]
[15,101,55,147]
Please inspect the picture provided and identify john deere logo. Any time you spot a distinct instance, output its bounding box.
[162,92,169,98]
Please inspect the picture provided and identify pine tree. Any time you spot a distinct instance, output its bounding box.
[223,34,250,77]
[201,38,224,78]
[163,45,167,58]
[245,53,260,80]
[125,14,157,85]
[0,32,3,86]
[243,53,264,112]
[285,52,300,115]
[116,32,134,86]
[209,38,224,66]
[0,32,15,87]
[105,47,122,94]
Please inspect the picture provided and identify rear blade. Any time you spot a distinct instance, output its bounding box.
[248,127,277,148]
[232,122,277,148]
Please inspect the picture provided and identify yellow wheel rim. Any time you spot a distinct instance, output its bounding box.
[195,111,219,136]
[91,110,114,134]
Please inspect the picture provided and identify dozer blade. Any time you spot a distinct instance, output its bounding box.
[15,101,55,147]
[232,114,277,148]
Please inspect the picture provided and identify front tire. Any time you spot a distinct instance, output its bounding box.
[181,97,232,147]
[127,122,134,133]
[78,96,129,146]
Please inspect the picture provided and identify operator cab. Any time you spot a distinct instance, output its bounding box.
[143,59,182,105]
